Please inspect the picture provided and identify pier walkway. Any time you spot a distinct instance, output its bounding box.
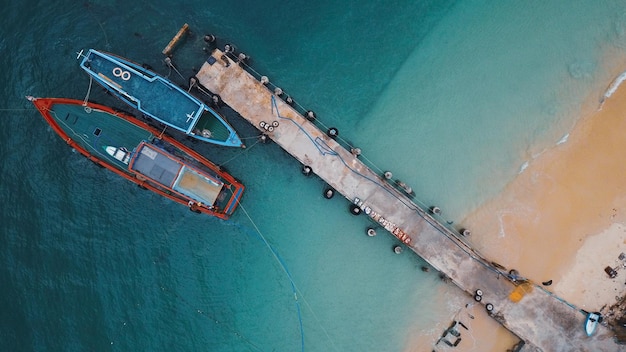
[195,49,617,351]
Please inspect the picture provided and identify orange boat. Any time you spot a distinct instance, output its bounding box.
[28,97,244,219]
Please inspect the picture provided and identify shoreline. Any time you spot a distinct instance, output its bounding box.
[460,63,626,301]
[406,51,626,351]
[453,57,626,349]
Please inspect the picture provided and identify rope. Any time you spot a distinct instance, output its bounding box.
[157,125,167,139]
[235,200,339,352]
[165,59,186,81]
[218,136,262,167]
[236,202,305,351]
[83,75,93,106]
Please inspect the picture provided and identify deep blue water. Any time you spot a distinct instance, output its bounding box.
[2,1,626,351]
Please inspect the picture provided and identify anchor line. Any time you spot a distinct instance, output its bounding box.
[239,134,267,140]
[157,125,167,139]
[228,186,339,352]
[236,202,307,351]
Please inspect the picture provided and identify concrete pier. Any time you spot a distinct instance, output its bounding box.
[195,49,618,351]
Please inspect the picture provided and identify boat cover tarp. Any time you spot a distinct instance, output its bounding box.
[131,144,223,206]
[131,145,181,187]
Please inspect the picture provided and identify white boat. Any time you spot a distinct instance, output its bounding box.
[585,312,601,336]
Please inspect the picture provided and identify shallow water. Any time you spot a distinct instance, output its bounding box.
[2,1,626,351]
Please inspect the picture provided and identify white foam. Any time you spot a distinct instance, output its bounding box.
[602,70,626,102]
[556,133,569,145]
[518,161,529,174]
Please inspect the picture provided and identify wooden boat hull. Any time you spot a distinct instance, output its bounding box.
[28,97,244,219]
[78,49,243,147]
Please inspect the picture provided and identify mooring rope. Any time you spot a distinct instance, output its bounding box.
[236,202,305,351]
[217,136,262,168]
[165,58,186,81]
[83,75,93,106]
[235,200,339,352]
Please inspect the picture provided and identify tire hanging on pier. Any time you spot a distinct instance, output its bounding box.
[349,204,361,215]
[212,94,221,107]
[486,303,494,312]
[323,187,335,199]
[327,127,338,139]
[302,165,312,176]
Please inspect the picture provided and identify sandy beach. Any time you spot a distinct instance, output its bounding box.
[458,65,626,308]
[406,57,626,351]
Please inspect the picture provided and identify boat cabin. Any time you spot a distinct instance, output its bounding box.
[129,142,224,206]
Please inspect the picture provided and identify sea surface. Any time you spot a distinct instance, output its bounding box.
[2,1,626,351]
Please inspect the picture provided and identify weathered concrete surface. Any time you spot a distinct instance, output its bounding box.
[196,49,619,352]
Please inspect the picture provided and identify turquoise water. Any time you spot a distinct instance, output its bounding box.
[2,1,626,351]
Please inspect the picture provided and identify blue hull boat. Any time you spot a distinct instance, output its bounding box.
[78,49,243,147]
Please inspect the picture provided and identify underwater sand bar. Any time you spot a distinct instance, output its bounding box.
[195,49,618,351]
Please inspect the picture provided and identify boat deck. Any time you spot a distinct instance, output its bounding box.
[195,49,619,351]
[50,103,153,171]
[82,50,203,132]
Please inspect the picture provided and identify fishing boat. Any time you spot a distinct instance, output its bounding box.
[77,49,243,148]
[28,97,244,219]
[585,311,601,336]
